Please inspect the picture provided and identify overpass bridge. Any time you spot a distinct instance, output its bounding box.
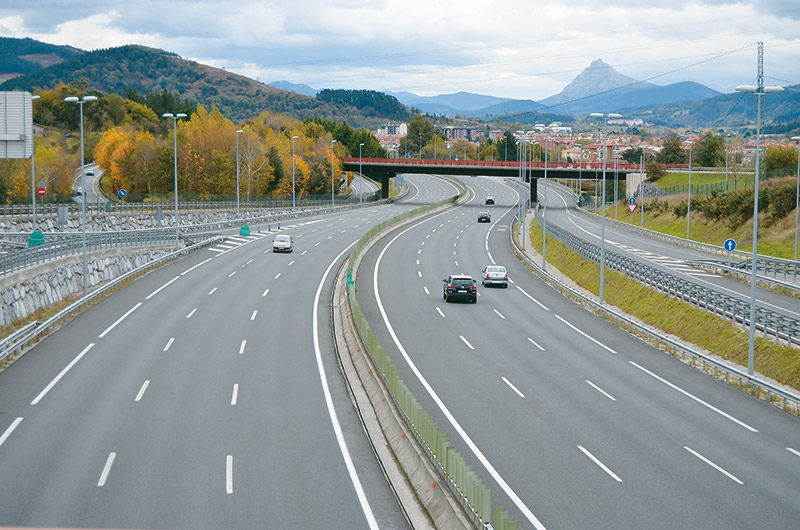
[342,157,644,200]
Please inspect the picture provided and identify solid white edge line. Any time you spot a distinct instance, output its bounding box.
[145,276,180,300]
[134,380,150,402]
[99,303,142,338]
[372,211,548,530]
[460,335,475,350]
[0,417,23,448]
[684,446,743,484]
[527,337,545,351]
[226,454,234,494]
[629,361,758,432]
[436,307,445,318]
[578,445,622,482]
[231,384,239,406]
[586,380,616,401]
[313,239,378,529]
[502,377,525,398]
[98,452,116,487]
[31,343,95,405]
[163,337,175,351]
[181,257,212,276]
[554,314,616,354]
[494,309,506,320]
[239,340,247,354]
[516,285,549,311]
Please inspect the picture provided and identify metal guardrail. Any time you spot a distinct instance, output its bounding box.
[0,236,223,368]
[685,259,800,296]
[558,180,800,282]
[512,216,800,415]
[535,210,800,347]
[0,195,379,218]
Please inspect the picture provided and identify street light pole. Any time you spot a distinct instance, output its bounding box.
[30,94,40,231]
[64,94,98,296]
[590,112,622,305]
[331,139,337,207]
[359,142,364,204]
[291,135,299,210]
[163,112,187,251]
[735,41,784,377]
[235,129,243,218]
[685,140,693,240]
[792,136,800,262]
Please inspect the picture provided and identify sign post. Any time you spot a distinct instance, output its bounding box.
[724,238,736,268]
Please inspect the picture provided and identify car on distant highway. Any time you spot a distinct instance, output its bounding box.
[481,265,508,288]
[485,197,495,205]
[75,187,84,196]
[477,212,491,223]
[442,274,477,303]
[273,234,293,253]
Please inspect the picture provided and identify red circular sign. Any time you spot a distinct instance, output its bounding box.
[37,187,46,196]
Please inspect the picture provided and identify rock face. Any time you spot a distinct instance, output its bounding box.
[0,250,170,327]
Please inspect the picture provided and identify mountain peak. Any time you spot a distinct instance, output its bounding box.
[538,59,653,110]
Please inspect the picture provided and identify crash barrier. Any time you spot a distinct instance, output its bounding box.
[513,217,800,416]
[0,236,222,368]
[346,182,521,530]
[534,210,800,348]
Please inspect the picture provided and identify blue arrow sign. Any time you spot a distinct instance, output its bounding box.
[724,238,736,252]
[118,189,127,199]
[628,197,636,205]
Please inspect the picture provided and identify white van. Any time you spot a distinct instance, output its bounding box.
[273,234,293,253]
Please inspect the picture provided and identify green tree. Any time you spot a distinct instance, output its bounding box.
[763,145,797,175]
[622,147,644,164]
[405,116,434,157]
[695,131,724,167]
[656,133,685,164]
[494,132,517,162]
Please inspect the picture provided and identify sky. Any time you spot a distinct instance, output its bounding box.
[1,0,799,100]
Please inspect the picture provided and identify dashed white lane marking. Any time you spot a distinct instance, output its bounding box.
[502,377,525,398]
[586,380,616,401]
[494,309,506,320]
[418,271,422,278]
[231,384,239,406]
[684,446,743,484]
[208,287,217,295]
[228,271,237,278]
[274,273,281,279]
[527,338,545,351]
[186,308,197,319]
[516,286,549,310]
[146,277,179,300]
[787,447,800,458]
[135,380,150,402]
[262,288,270,297]
[0,417,23,448]
[226,455,234,494]
[460,335,475,350]
[239,340,247,354]
[436,307,445,318]
[424,287,430,295]
[163,338,175,351]
[97,452,117,487]
[99,304,142,338]
[578,445,622,482]
[250,310,258,321]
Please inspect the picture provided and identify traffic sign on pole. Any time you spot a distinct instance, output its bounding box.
[724,238,736,252]
[628,197,636,205]
[37,187,46,196]
[118,188,127,199]
[627,203,636,213]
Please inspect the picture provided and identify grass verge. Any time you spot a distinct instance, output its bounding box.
[528,221,800,393]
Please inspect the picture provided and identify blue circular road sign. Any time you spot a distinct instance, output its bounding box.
[118,189,127,199]
[628,197,636,205]
[724,238,736,252]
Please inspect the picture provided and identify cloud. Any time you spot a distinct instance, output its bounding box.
[0,0,798,99]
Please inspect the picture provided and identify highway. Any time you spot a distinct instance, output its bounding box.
[0,176,455,529]
[541,181,799,321]
[355,175,800,529]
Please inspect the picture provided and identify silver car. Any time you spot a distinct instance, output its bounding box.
[481,265,508,287]
[273,234,293,253]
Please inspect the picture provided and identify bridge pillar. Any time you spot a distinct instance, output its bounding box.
[530,177,538,205]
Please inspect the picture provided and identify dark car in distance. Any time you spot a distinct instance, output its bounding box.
[477,212,491,223]
[485,197,495,205]
[443,274,477,303]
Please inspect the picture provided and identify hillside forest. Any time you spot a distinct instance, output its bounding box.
[0,83,387,204]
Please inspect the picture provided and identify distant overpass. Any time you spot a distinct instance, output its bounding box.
[341,157,645,200]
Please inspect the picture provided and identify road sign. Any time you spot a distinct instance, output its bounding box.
[37,187,46,196]
[627,203,637,213]
[628,197,636,205]
[118,189,127,199]
[724,238,736,252]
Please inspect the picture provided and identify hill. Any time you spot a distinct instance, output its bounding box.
[0,43,403,126]
[0,37,81,82]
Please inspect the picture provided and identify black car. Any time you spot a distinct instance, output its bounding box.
[485,197,495,205]
[442,274,477,303]
[477,212,491,223]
